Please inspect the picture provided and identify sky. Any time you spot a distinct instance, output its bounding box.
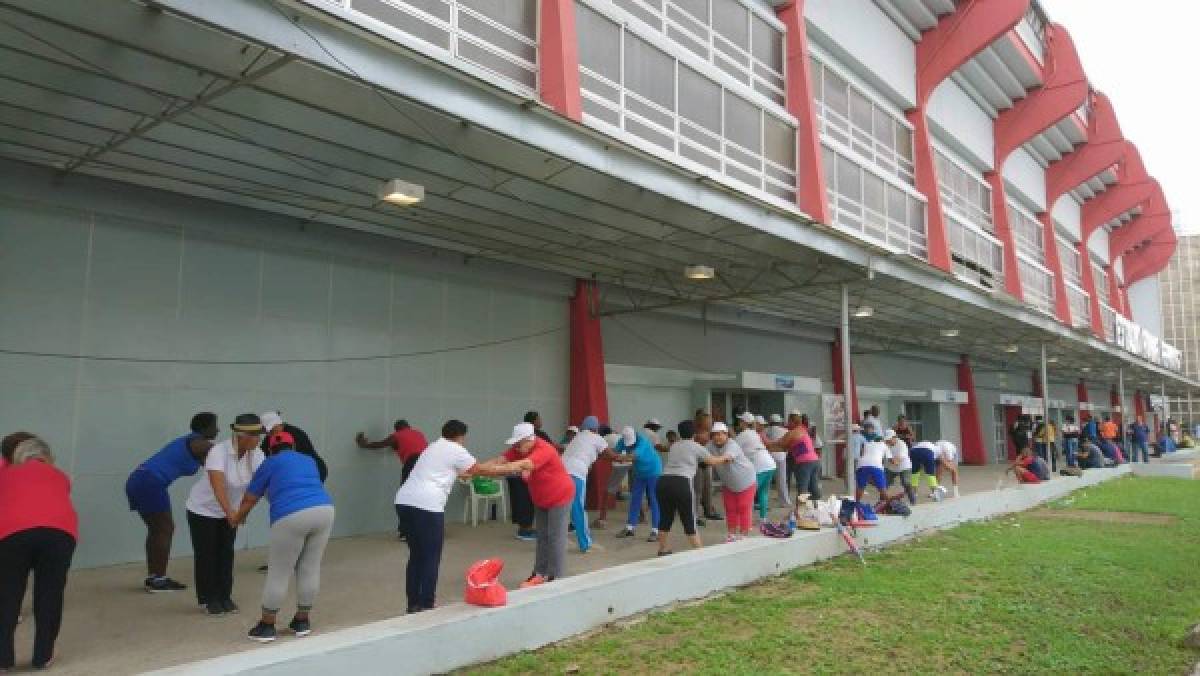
[1041,0,1200,234]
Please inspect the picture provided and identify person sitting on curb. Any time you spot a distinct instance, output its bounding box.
[1008,445,1046,484]
[1076,439,1107,469]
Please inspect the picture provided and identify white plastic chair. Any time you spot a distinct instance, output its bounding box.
[460,478,507,526]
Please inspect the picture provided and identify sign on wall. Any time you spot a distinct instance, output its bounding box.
[740,371,822,393]
[930,389,968,404]
[822,393,847,445]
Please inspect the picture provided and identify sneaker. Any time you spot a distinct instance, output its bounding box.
[519,574,546,589]
[33,654,54,670]
[515,529,537,542]
[657,550,673,557]
[590,519,607,530]
[615,527,634,538]
[288,616,312,637]
[221,599,240,614]
[247,621,277,643]
[933,486,947,502]
[145,576,187,593]
[205,601,226,615]
[646,529,659,542]
[952,486,961,498]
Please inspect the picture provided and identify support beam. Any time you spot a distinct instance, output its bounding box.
[835,284,858,487]
[957,355,987,465]
[1080,143,1152,242]
[1118,368,1126,436]
[1040,343,1050,465]
[1077,379,1090,422]
[572,279,611,511]
[776,0,830,223]
[908,0,1030,272]
[1123,229,1177,286]
[538,0,582,121]
[1110,185,1170,256]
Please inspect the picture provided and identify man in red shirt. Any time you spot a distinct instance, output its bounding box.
[356,420,429,539]
[480,422,574,586]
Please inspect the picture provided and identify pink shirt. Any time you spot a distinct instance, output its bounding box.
[0,460,78,541]
[790,430,818,463]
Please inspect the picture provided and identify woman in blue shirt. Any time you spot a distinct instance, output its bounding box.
[614,427,661,541]
[124,412,220,592]
[231,431,335,643]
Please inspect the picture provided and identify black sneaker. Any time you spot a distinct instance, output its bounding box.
[615,527,634,538]
[205,601,226,615]
[288,616,312,637]
[221,599,239,614]
[145,577,187,593]
[247,621,277,643]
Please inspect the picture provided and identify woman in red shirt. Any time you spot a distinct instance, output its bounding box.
[480,422,574,587]
[0,437,78,671]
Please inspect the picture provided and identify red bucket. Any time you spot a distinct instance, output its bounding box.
[465,558,507,607]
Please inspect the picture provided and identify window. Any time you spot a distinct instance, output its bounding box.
[811,57,914,186]
[1018,258,1054,315]
[577,2,796,201]
[1067,284,1090,329]
[1057,233,1083,288]
[1016,4,1048,65]
[935,149,992,232]
[1007,203,1044,262]
[344,0,538,91]
[1092,262,1110,307]
[603,0,785,104]
[947,214,1004,291]
[822,145,927,259]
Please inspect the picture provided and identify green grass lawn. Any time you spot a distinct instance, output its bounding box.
[468,476,1200,675]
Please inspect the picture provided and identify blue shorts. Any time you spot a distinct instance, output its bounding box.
[910,446,937,475]
[125,468,171,515]
[855,466,886,491]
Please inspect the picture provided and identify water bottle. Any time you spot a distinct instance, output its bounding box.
[787,513,797,531]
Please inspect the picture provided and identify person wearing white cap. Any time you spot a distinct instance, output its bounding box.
[261,411,327,483]
[882,429,914,503]
[706,422,757,541]
[486,422,575,586]
[735,413,776,522]
[764,414,790,506]
[934,440,960,498]
[614,427,662,541]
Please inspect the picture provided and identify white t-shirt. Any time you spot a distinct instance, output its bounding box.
[936,440,959,464]
[561,430,609,479]
[765,425,788,443]
[395,438,476,513]
[857,440,892,469]
[736,429,776,473]
[185,439,265,519]
[886,440,911,471]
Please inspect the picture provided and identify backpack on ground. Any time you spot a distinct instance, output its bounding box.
[875,496,911,516]
[1060,466,1083,477]
[838,499,858,526]
[856,503,880,524]
[760,521,794,538]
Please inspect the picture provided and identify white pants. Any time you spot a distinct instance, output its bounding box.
[771,451,790,506]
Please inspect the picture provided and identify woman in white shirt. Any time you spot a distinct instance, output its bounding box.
[185,413,266,615]
[735,413,777,522]
[394,420,525,614]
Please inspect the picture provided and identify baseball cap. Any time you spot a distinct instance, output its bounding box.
[581,415,599,432]
[769,414,782,424]
[710,421,729,434]
[737,411,756,423]
[267,430,295,450]
[566,425,580,434]
[259,411,283,433]
[883,429,896,441]
[754,415,766,425]
[505,422,536,446]
[621,426,637,447]
[644,418,662,429]
[789,409,803,417]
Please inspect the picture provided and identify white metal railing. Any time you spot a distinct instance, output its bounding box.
[1015,4,1047,65]
[576,6,797,203]
[1018,257,1055,315]
[936,149,993,233]
[1093,263,1111,306]
[1008,203,1044,261]
[822,145,927,259]
[607,0,786,105]
[341,0,538,91]
[1057,234,1083,288]
[947,214,1004,291]
[811,58,915,187]
[1101,302,1117,342]
[1066,282,1091,329]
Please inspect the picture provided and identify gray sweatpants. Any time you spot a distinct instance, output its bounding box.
[533,503,570,581]
[262,505,335,613]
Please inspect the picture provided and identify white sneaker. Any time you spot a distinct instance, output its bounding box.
[952,486,960,498]
[932,486,946,502]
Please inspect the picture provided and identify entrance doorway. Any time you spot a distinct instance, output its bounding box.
[710,390,786,425]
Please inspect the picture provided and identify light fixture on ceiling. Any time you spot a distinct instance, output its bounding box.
[1081,366,1092,372]
[378,178,425,206]
[684,265,715,280]
[1003,344,1019,353]
[1046,356,1058,363]
[853,305,874,318]
[940,328,960,338]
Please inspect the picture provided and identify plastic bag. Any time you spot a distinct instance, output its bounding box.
[465,558,507,607]
[472,476,500,495]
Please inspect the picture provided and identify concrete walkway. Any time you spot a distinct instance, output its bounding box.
[3,460,1157,675]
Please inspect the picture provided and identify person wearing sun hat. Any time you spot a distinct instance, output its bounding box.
[478,422,574,586]
[232,429,334,643]
[125,412,220,593]
[185,413,266,614]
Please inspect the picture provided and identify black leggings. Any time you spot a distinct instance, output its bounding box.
[0,528,75,669]
[656,475,697,536]
[186,510,237,606]
[397,505,444,611]
[506,476,535,530]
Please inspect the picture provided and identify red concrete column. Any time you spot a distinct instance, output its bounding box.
[1124,229,1177,286]
[776,1,830,224]
[1076,379,1090,422]
[908,0,1030,273]
[831,330,859,478]
[570,279,611,509]
[1110,387,1123,429]
[1120,287,1132,319]
[1106,265,1123,317]
[957,355,987,465]
[538,0,582,121]
[989,172,1025,299]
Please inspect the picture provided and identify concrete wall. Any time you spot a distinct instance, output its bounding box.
[0,161,570,568]
[805,0,916,107]
[1052,196,1083,241]
[1089,226,1111,264]
[1129,277,1164,336]
[928,80,995,170]
[1003,147,1047,212]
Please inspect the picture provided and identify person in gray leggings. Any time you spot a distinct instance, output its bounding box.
[231,431,335,643]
